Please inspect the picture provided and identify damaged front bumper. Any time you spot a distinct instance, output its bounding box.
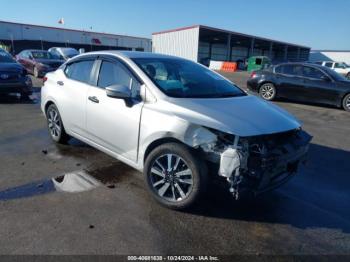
[198,128,312,199]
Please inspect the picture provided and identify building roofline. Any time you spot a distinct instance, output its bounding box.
[0,20,151,41]
[152,24,310,49]
[311,50,350,52]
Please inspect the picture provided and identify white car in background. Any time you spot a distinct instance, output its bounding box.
[48,47,79,61]
[315,61,350,79]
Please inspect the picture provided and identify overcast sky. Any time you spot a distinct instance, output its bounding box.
[2,0,349,50]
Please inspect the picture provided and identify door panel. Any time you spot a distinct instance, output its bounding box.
[85,59,144,163]
[60,78,90,135]
[86,87,143,162]
[274,65,306,100]
[302,66,339,105]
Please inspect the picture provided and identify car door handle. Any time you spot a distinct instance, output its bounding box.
[88,96,99,103]
[57,81,64,86]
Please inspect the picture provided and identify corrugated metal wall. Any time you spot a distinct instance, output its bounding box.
[152,27,200,61]
[0,21,151,52]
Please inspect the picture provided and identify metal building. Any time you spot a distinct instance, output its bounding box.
[0,20,152,54]
[152,25,310,65]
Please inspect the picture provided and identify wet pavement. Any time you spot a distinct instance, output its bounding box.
[0,74,349,255]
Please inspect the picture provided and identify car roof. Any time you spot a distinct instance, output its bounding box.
[22,49,49,52]
[81,50,184,60]
[274,62,327,69]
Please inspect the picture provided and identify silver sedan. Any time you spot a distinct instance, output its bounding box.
[41,51,311,209]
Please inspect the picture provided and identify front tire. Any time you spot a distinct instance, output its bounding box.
[342,93,350,112]
[346,73,350,80]
[144,143,208,210]
[259,83,276,101]
[46,104,70,144]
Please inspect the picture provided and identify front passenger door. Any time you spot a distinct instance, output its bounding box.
[86,58,144,163]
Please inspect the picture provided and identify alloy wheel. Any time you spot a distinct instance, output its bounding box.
[346,96,350,110]
[47,108,62,139]
[150,154,193,202]
[260,84,275,100]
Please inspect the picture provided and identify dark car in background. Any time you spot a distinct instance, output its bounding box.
[16,50,64,78]
[0,48,32,99]
[247,63,350,111]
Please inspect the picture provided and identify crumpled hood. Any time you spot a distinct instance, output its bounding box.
[165,95,301,137]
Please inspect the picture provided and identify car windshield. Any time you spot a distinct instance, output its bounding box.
[32,51,57,59]
[132,57,245,98]
[0,50,15,63]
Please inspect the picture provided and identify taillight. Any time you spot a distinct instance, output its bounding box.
[43,76,48,83]
[250,72,256,78]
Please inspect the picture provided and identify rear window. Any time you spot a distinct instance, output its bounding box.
[64,60,94,84]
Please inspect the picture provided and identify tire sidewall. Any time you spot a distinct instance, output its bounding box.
[259,83,276,101]
[343,94,350,112]
[46,104,69,143]
[144,143,207,210]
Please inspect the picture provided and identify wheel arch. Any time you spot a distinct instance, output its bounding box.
[143,137,188,164]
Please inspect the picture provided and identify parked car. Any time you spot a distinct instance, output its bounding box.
[48,47,79,61]
[314,61,350,79]
[16,50,64,78]
[247,62,350,111]
[41,51,311,209]
[0,48,32,99]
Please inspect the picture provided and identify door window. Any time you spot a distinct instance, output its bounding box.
[275,65,303,76]
[303,66,325,79]
[98,61,141,98]
[64,60,94,84]
[324,62,333,68]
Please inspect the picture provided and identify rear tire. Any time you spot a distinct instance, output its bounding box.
[144,143,208,210]
[46,104,70,144]
[259,83,276,101]
[342,93,350,112]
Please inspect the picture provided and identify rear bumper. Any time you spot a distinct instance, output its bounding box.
[246,78,259,92]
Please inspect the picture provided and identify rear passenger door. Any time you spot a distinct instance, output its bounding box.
[60,59,95,136]
[85,57,144,163]
[274,64,306,100]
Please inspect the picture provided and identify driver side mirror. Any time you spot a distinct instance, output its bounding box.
[106,84,131,99]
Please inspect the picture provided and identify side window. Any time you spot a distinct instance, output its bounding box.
[275,65,283,74]
[98,61,141,98]
[325,62,333,68]
[255,58,262,65]
[303,66,325,79]
[64,60,94,84]
[279,65,303,76]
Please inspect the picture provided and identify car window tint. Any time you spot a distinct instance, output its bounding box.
[325,62,333,68]
[98,61,141,98]
[64,60,94,84]
[303,66,325,79]
[278,65,303,76]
